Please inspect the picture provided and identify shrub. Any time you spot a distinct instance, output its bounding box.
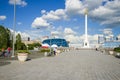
[40,48,51,53]
[114,47,120,52]
[27,44,34,50]
[16,50,31,54]
[27,43,41,50]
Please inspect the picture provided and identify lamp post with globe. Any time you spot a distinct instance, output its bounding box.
[11,0,16,57]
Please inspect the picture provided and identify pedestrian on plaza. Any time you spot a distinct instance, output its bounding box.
[53,47,57,55]
[0,48,6,57]
[95,48,98,51]
[6,47,11,57]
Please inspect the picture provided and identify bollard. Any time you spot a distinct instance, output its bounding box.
[44,52,48,57]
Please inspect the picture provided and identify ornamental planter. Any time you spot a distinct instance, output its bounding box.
[109,51,114,55]
[17,53,28,62]
[116,52,120,58]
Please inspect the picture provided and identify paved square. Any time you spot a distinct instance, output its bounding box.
[0,50,120,80]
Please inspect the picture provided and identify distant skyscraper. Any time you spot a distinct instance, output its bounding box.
[116,35,120,41]
[28,37,30,41]
[103,29,114,42]
[98,35,104,44]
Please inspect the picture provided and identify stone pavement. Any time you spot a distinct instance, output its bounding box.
[0,50,120,80]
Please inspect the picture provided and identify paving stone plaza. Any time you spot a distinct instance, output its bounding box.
[0,50,120,80]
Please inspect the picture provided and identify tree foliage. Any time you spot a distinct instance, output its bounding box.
[33,42,41,47]
[27,43,41,50]
[0,25,11,49]
[0,25,41,50]
[15,33,27,50]
[6,28,12,47]
[114,47,120,52]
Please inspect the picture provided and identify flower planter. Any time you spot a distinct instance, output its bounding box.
[109,51,114,55]
[116,53,120,58]
[17,53,28,62]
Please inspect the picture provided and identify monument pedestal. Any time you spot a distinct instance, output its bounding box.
[83,41,90,48]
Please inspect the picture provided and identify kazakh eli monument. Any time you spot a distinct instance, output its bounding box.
[83,8,90,48]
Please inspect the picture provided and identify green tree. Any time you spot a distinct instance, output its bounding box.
[15,33,22,50]
[27,44,34,50]
[0,25,8,49]
[20,43,27,50]
[27,43,41,50]
[33,42,41,47]
[6,28,12,48]
[15,33,27,50]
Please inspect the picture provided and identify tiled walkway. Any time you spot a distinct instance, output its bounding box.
[0,50,120,80]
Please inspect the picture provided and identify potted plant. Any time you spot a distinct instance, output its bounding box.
[114,47,120,58]
[17,50,30,62]
[108,49,114,55]
[109,50,114,55]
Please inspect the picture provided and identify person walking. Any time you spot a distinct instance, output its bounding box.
[7,47,11,57]
[53,47,57,55]
[0,48,6,57]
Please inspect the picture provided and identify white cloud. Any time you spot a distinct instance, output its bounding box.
[42,11,60,20]
[31,0,120,39]
[9,0,27,7]
[101,17,120,25]
[32,0,120,29]
[31,0,103,29]
[56,26,64,31]
[42,9,67,21]
[9,29,30,41]
[51,31,60,35]
[32,9,67,28]
[103,28,113,34]
[105,0,120,9]
[84,0,103,10]
[0,15,6,20]
[32,17,50,28]
[65,0,103,15]
[65,0,120,27]
[90,0,120,27]
[64,28,76,35]
[89,34,99,41]
[50,31,60,38]
[79,34,99,41]
[24,29,43,40]
[64,35,80,44]
[41,10,46,14]
[65,0,84,15]
[63,28,81,44]
[64,34,99,44]
[17,31,30,40]
[91,6,114,18]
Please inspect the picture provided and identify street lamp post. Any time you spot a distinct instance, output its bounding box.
[50,32,52,55]
[11,0,16,57]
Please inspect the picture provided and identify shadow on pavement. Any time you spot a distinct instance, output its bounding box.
[26,58,31,61]
[0,61,11,66]
[0,51,54,65]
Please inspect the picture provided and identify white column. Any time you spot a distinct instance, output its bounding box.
[85,13,88,41]
[83,9,89,48]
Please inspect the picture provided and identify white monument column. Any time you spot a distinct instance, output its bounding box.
[83,8,90,48]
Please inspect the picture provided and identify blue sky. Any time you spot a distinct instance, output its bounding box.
[0,0,120,44]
